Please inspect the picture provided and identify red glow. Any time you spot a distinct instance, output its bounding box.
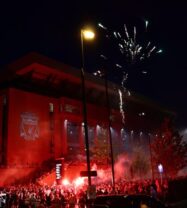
[73,177,85,187]
[62,178,70,186]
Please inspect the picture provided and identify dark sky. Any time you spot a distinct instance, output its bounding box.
[0,0,187,127]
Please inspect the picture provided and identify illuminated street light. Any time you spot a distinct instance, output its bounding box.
[80,28,95,187]
[82,29,95,39]
[158,163,164,185]
[158,164,163,173]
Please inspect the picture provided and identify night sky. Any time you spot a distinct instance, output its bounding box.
[0,0,187,128]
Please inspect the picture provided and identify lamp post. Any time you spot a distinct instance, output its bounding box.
[80,29,95,187]
[103,68,115,191]
[148,133,154,181]
[94,67,116,190]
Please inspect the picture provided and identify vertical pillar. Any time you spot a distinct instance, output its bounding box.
[62,119,68,155]
[79,123,84,154]
[148,133,154,181]
[49,103,54,158]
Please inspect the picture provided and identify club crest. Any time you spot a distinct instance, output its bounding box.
[20,112,39,140]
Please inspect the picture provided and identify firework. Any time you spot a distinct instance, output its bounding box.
[118,89,125,125]
[98,20,162,125]
[113,24,160,65]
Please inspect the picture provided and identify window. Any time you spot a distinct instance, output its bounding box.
[88,126,95,147]
[67,121,80,155]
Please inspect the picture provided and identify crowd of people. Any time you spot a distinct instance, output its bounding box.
[0,178,168,208]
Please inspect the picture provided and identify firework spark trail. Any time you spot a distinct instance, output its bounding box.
[118,89,125,125]
[157,49,163,53]
[115,63,123,69]
[100,54,108,60]
[133,26,136,44]
[98,22,107,30]
[119,72,129,125]
[124,24,130,40]
[146,41,151,49]
[121,72,128,89]
[145,20,149,31]
[147,46,156,57]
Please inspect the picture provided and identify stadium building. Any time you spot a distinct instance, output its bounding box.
[0,53,172,185]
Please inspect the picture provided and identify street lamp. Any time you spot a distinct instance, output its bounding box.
[103,68,115,191]
[80,28,95,187]
[94,70,116,190]
[158,163,163,185]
